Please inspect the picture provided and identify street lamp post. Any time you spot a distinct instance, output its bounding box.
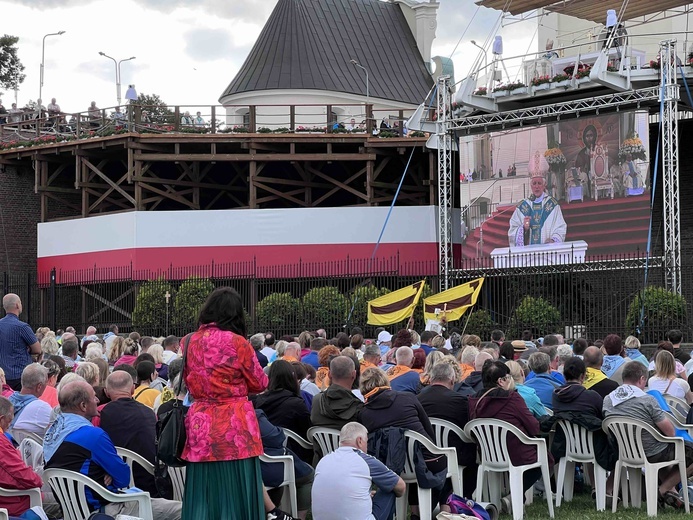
[99,52,136,105]
[349,59,369,105]
[470,40,488,86]
[39,31,65,113]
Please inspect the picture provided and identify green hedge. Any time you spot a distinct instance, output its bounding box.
[510,295,561,338]
[301,286,348,334]
[173,277,214,327]
[256,292,300,333]
[625,286,687,343]
[132,279,175,333]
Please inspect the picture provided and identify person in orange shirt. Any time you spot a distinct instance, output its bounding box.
[360,345,381,371]
[457,345,478,381]
[133,361,160,409]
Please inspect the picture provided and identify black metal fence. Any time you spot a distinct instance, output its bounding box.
[10,251,693,342]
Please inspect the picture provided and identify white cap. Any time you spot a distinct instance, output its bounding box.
[376,331,393,345]
[606,10,618,28]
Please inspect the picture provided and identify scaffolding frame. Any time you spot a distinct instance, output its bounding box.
[436,41,682,294]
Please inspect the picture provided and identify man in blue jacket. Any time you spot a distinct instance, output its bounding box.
[524,352,562,409]
[44,381,182,519]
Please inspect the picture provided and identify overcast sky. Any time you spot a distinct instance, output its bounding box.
[0,0,534,114]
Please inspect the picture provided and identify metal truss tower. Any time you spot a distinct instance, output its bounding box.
[660,40,681,294]
[437,75,453,291]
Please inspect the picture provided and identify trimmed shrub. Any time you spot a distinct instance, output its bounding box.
[173,277,214,328]
[463,309,496,338]
[301,286,348,334]
[510,295,561,338]
[132,279,175,334]
[625,286,687,343]
[256,292,300,334]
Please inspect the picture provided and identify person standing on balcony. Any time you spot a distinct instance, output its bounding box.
[507,174,567,247]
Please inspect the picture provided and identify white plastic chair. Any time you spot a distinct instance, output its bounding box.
[0,508,8,520]
[43,468,154,520]
[19,438,44,474]
[429,418,470,495]
[307,427,340,457]
[603,416,690,516]
[9,430,43,445]
[115,446,155,488]
[0,486,42,509]
[464,418,554,520]
[395,430,462,520]
[662,394,690,422]
[554,420,607,511]
[281,428,313,451]
[260,453,298,517]
[168,466,186,502]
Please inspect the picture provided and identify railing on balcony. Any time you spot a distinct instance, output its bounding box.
[0,103,424,150]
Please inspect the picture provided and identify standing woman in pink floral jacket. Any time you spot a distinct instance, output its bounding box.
[182,287,269,519]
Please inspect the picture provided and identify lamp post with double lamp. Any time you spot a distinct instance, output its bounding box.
[98,52,136,106]
[39,30,66,116]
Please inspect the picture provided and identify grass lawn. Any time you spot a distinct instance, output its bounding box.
[525,491,689,520]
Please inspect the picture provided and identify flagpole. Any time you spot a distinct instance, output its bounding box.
[460,306,475,336]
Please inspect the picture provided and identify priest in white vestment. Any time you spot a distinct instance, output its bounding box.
[508,174,567,247]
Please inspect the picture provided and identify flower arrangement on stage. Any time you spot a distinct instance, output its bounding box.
[618,134,647,163]
[649,57,661,70]
[530,75,551,87]
[544,147,567,167]
[551,73,571,83]
[574,67,592,79]
[473,86,488,95]
[492,81,526,93]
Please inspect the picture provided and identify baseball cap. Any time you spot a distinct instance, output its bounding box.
[376,331,392,345]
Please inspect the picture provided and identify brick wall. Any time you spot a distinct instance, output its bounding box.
[0,165,40,273]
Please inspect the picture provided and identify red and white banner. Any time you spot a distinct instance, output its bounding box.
[38,206,441,280]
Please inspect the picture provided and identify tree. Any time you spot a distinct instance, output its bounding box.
[136,92,174,123]
[256,293,300,335]
[510,295,561,338]
[301,286,348,335]
[0,35,25,91]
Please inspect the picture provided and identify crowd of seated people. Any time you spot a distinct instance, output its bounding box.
[2,286,693,519]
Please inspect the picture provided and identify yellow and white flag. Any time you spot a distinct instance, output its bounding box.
[423,278,484,323]
[367,280,426,326]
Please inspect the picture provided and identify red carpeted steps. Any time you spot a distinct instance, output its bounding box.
[461,194,651,261]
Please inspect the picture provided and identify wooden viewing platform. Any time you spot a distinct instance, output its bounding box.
[0,129,435,222]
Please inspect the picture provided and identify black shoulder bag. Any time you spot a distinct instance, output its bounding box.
[156,334,191,469]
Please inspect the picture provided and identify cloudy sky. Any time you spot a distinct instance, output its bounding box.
[0,0,535,114]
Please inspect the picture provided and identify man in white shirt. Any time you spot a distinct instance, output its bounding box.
[312,422,405,520]
[161,335,180,365]
[260,333,276,360]
[8,363,52,436]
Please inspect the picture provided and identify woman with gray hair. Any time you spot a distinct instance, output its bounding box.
[624,335,648,367]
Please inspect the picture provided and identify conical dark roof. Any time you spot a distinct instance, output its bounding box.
[220,0,434,105]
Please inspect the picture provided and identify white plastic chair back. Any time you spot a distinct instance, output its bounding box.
[115,446,155,488]
[663,394,689,422]
[603,415,690,516]
[307,427,340,457]
[9,430,43,445]
[464,418,554,520]
[260,453,298,517]
[19,438,44,475]
[43,468,154,520]
[429,418,470,447]
[169,466,186,503]
[0,507,8,520]
[555,420,606,510]
[281,428,313,450]
[0,486,42,509]
[395,430,461,520]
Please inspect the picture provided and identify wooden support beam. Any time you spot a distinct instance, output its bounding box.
[255,188,305,205]
[83,157,136,206]
[133,153,377,162]
[253,181,307,207]
[130,175,246,192]
[249,160,257,209]
[367,160,375,206]
[139,182,199,209]
[89,174,130,213]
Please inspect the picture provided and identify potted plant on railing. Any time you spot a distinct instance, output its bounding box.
[574,66,592,83]
[551,72,572,89]
[530,75,551,92]
[473,86,488,96]
[649,57,661,70]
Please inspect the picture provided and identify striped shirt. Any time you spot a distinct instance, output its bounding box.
[0,314,38,380]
